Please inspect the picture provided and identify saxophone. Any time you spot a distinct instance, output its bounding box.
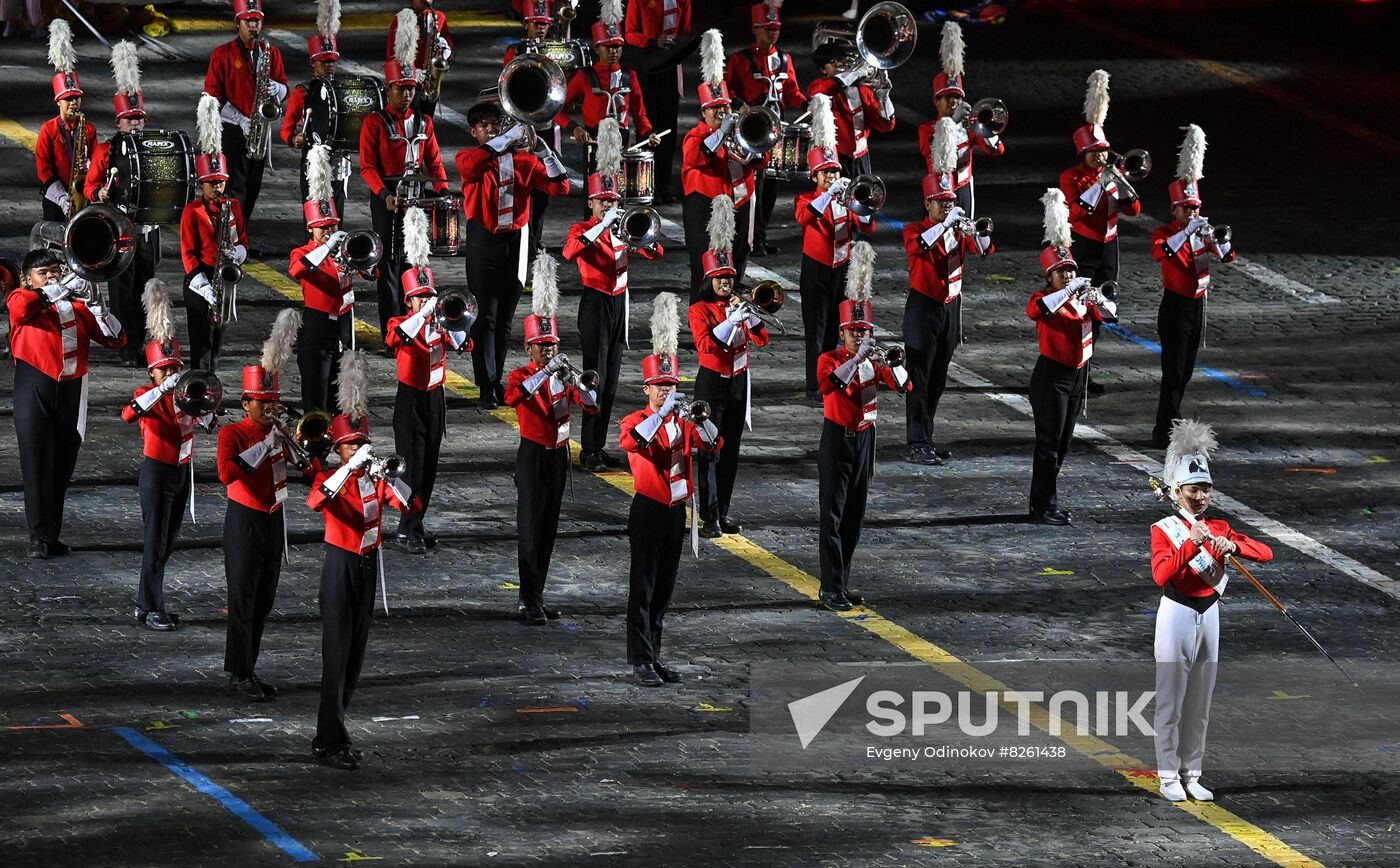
[246,39,282,160]
[421,10,447,103]
[210,197,241,330]
[67,111,89,219]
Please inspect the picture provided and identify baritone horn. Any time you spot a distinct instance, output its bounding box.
[728,104,781,160]
[1103,148,1151,201]
[856,2,918,70]
[737,280,788,335]
[842,174,887,217]
[492,53,568,127]
[618,205,662,249]
[172,368,224,417]
[953,97,1009,139]
[437,291,479,333]
[337,229,383,274]
[30,203,137,283]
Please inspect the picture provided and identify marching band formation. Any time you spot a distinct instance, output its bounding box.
[9,0,1250,783]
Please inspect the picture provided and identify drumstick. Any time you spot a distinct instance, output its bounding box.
[626,129,671,153]
[789,110,811,126]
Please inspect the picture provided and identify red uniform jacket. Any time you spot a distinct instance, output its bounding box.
[386,8,454,70]
[456,147,569,233]
[289,240,353,315]
[904,218,993,303]
[218,416,315,513]
[1060,163,1142,244]
[681,121,756,204]
[308,467,414,555]
[625,0,691,49]
[807,77,894,160]
[280,82,308,147]
[7,290,125,381]
[386,310,468,391]
[180,197,249,276]
[1151,514,1273,603]
[204,38,288,120]
[122,385,197,465]
[796,189,874,267]
[1152,221,1237,299]
[505,361,599,448]
[620,408,720,506]
[817,345,910,431]
[358,106,449,199]
[563,216,662,295]
[918,118,1003,190]
[1027,287,1104,370]
[36,116,98,190]
[82,140,117,202]
[555,63,652,136]
[725,47,805,110]
[689,299,769,377]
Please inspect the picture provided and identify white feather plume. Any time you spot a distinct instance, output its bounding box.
[1040,187,1071,250]
[337,350,370,419]
[601,0,623,26]
[844,241,875,302]
[701,28,725,87]
[530,251,560,319]
[1083,69,1110,126]
[768,0,784,8]
[707,195,735,254]
[596,117,623,177]
[142,278,173,344]
[307,144,333,204]
[940,20,964,79]
[317,0,342,37]
[48,19,75,73]
[197,94,222,156]
[1164,419,1217,487]
[810,93,836,152]
[402,207,431,269]
[651,293,680,358]
[1176,123,1207,182]
[394,9,419,68]
[261,308,303,373]
[110,41,142,97]
[932,117,959,174]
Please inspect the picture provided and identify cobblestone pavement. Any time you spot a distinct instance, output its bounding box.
[2,1,1398,865]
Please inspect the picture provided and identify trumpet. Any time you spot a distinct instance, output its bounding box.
[617,205,662,250]
[951,97,1009,139]
[841,173,886,217]
[1100,148,1151,202]
[672,394,712,424]
[952,215,995,237]
[549,352,600,390]
[171,368,224,417]
[435,290,478,333]
[735,280,788,335]
[865,339,905,368]
[1194,218,1232,247]
[365,449,407,483]
[1069,277,1119,303]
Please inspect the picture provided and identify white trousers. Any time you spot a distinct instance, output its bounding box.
[1153,595,1219,782]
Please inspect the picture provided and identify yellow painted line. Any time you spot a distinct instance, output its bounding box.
[0,118,39,151]
[0,114,1323,866]
[166,11,515,33]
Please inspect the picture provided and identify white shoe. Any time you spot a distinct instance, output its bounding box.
[1185,780,1214,801]
[1159,779,1187,802]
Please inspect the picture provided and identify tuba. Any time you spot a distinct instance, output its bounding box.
[171,368,224,416]
[842,174,887,217]
[727,104,781,161]
[952,97,1009,139]
[31,203,137,283]
[617,205,662,249]
[247,39,281,161]
[813,2,917,92]
[421,9,448,103]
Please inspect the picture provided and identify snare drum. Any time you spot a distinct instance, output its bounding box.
[108,130,195,225]
[404,194,465,256]
[766,122,812,181]
[302,74,386,152]
[620,150,655,205]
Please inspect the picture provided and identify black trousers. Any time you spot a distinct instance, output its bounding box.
[694,366,747,523]
[752,171,781,250]
[13,361,82,547]
[642,67,681,196]
[137,457,190,613]
[839,153,872,181]
[1072,234,1119,368]
[220,123,267,222]
[370,196,406,337]
[903,292,961,450]
[1028,355,1087,513]
[393,382,445,540]
[183,279,225,372]
[626,494,686,666]
[578,290,627,454]
[298,309,352,413]
[464,220,524,403]
[800,254,846,393]
[516,438,569,608]
[529,189,549,254]
[223,500,285,678]
[314,544,377,752]
[41,197,65,223]
[955,181,973,217]
[296,149,347,220]
[683,192,751,302]
[109,228,161,363]
[1155,292,1205,442]
[818,419,873,596]
[412,92,439,123]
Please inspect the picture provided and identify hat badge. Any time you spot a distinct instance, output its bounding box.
[261,373,274,389]
[659,357,673,374]
[854,302,866,320]
[161,340,174,356]
[1188,458,1206,475]
[318,202,331,216]
[766,9,778,21]
[939,175,951,190]
[542,319,554,335]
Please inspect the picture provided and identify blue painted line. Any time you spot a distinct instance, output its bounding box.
[114,727,319,862]
[1102,323,1267,397]
[873,211,905,232]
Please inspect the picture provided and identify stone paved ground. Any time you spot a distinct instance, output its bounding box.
[2,1,1398,865]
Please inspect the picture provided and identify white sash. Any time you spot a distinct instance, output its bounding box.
[1155,513,1227,595]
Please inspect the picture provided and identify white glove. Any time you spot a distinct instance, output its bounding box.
[1065,276,1094,294]
[828,177,851,198]
[726,303,748,323]
[601,206,624,228]
[437,36,452,61]
[325,231,349,252]
[86,302,106,319]
[854,337,877,361]
[419,296,439,317]
[1185,216,1207,234]
[189,272,217,306]
[940,205,967,228]
[347,443,373,470]
[544,354,568,374]
[718,113,737,134]
[231,244,248,266]
[262,425,279,449]
[836,69,862,87]
[657,391,678,418]
[1084,289,1103,305]
[269,81,288,102]
[39,282,68,304]
[158,373,182,394]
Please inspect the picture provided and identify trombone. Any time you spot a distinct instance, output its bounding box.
[550,352,600,390]
[334,229,383,275]
[735,280,788,335]
[435,290,478,333]
[270,408,335,467]
[171,368,224,417]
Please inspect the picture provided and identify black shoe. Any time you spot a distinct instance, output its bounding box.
[1087,378,1106,396]
[228,676,268,702]
[406,537,427,555]
[540,603,562,620]
[1029,508,1071,526]
[844,591,865,606]
[252,674,277,699]
[143,611,179,631]
[699,521,723,539]
[652,662,683,684]
[1150,432,1169,450]
[482,399,500,411]
[906,446,943,466]
[599,451,625,469]
[820,592,853,611]
[762,243,781,255]
[134,607,148,624]
[48,540,71,556]
[523,606,548,626]
[719,516,743,534]
[422,532,438,550]
[581,451,607,473]
[634,664,663,687]
[313,746,360,771]
[751,243,769,258]
[931,447,953,461]
[27,542,48,560]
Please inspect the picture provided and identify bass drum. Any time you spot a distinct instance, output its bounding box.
[303,74,387,152]
[109,130,195,225]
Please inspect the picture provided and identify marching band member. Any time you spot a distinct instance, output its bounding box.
[9,248,126,560]
[359,55,449,339]
[387,0,453,120]
[563,133,664,473]
[688,196,769,537]
[308,351,416,771]
[457,100,570,409]
[807,37,894,181]
[1061,70,1140,396]
[120,280,212,631]
[626,0,691,204]
[682,30,756,297]
[505,253,598,624]
[1152,420,1273,801]
[36,21,96,222]
[386,208,470,554]
[1151,124,1235,449]
[620,294,721,686]
[291,145,357,413]
[902,120,994,467]
[918,22,1003,216]
[283,0,349,220]
[503,0,556,252]
[795,93,873,403]
[181,95,249,372]
[816,243,910,610]
[86,40,160,368]
[1026,189,1114,525]
[202,0,287,224]
[724,0,806,255]
[216,313,317,702]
